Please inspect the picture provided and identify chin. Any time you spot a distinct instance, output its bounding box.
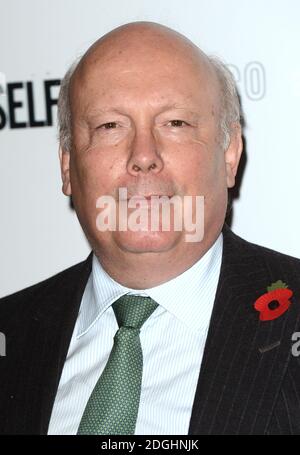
[112,230,182,253]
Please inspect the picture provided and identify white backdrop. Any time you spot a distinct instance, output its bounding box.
[1,0,300,298]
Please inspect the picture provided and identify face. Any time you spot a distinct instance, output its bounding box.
[60,32,242,263]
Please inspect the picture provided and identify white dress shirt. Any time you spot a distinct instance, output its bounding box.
[48,233,223,435]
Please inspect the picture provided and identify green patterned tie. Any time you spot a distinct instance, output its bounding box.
[77,295,158,435]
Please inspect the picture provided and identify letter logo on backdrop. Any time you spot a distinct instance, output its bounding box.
[0,72,6,129]
[0,77,60,130]
[0,72,5,95]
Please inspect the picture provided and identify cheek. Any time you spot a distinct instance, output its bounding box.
[204,154,228,214]
[204,155,227,200]
[172,145,226,195]
[70,148,124,201]
[69,154,93,196]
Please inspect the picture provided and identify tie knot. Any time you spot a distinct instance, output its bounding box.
[112,295,158,330]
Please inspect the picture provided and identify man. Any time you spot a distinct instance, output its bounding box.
[0,21,300,435]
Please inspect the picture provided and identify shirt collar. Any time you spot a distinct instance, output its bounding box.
[77,233,223,337]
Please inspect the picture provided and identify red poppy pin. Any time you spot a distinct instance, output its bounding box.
[254,280,293,321]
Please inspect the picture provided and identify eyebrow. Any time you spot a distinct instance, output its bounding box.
[85,104,202,118]
[84,107,124,117]
[81,98,216,128]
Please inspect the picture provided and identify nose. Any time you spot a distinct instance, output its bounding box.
[127,127,164,176]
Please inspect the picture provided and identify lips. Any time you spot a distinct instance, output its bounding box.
[131,194,173,200]
[117,188,175,202]
[138,194,173,201]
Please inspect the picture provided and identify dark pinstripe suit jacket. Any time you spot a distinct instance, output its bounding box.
[1,223,300,435]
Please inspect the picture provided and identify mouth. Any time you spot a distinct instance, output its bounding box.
[130,194,174,200]
[116,188,175,202]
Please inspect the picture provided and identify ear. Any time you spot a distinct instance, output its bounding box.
[224,123,243,188]
[59,146,72,196]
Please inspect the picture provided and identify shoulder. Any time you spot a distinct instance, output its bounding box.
[223,223,300,280]
[0,252,93,314]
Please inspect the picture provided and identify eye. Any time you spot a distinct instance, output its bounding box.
[98,122,118,129]
[168,120,189,127]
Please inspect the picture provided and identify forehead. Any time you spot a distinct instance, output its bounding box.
[70,35,220,115]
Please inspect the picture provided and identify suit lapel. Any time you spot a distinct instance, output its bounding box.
[25,252,93,434]
[188,224,300,434]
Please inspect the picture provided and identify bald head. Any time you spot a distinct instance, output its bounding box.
[73,22,213,85]
[58,21,241,153]
[70,21,219,124]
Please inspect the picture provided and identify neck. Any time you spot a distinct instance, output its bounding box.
[93,230,222,289]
